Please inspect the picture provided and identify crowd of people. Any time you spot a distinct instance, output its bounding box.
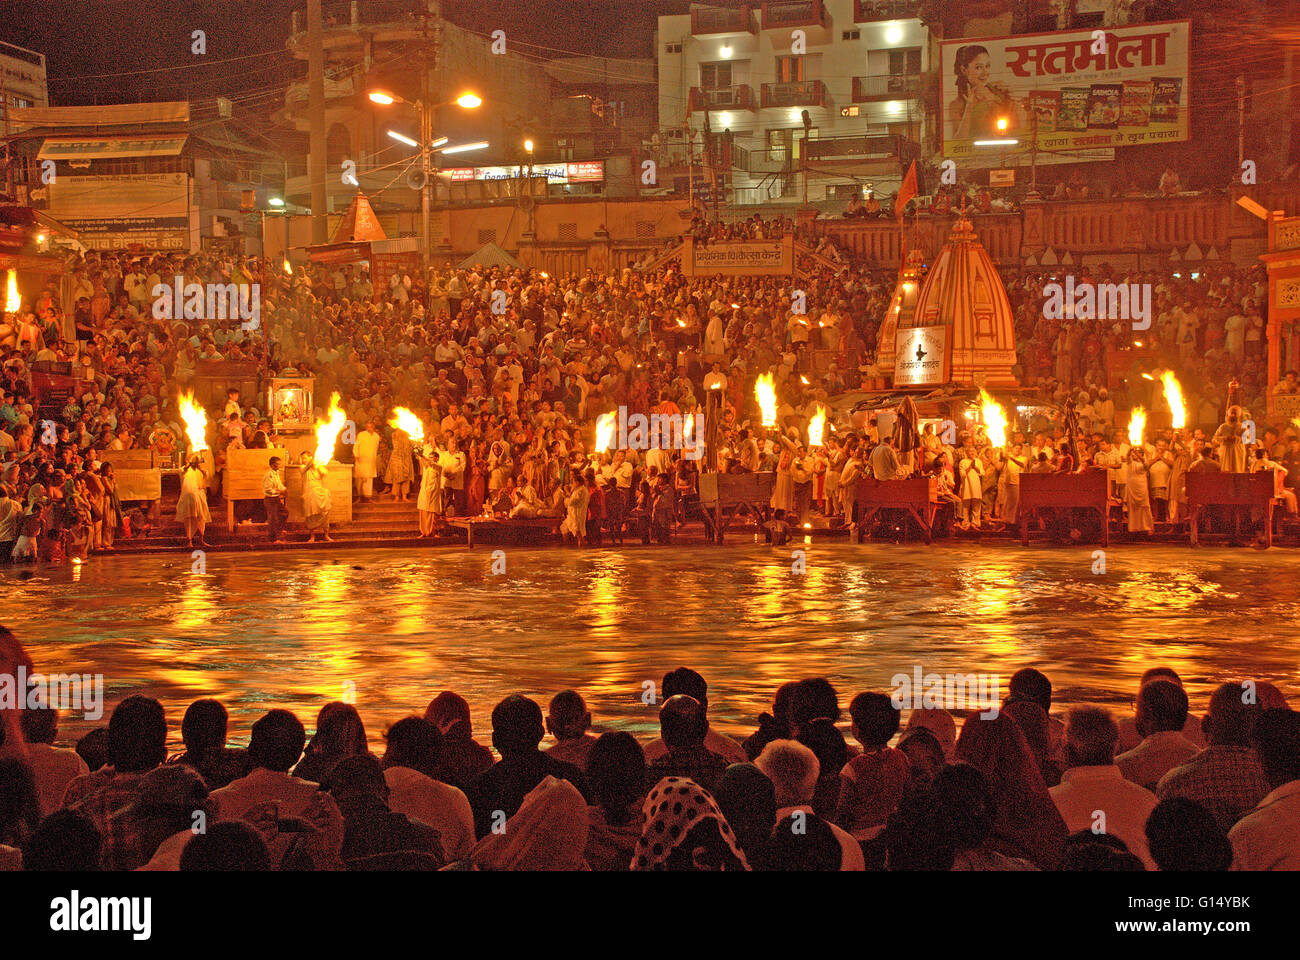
[1,222,1297,557]
[1,627,1296,871]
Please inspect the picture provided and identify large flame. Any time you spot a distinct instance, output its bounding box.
[1128,406,1147,448]
[313,392,346,465]
[4,269,18,314]
[595,411,617,452]
[808,405,827,448]
[389,407,425,442]
[979,388,1007,449]
[755,373,777,427]
[178,392,209,454]
[4,270,19,314]
[1160,371,1186,430]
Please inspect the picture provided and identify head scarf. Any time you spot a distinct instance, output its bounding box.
[632,777,750,871]
[466,776,588,871]
[954,712,1068,869]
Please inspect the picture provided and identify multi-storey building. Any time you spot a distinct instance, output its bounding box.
[0,40,49,139]
[657,1,928,209]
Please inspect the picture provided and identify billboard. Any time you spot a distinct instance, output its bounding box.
[48,172,191,250]
[941,20,1189,166]
[441,161,605,184]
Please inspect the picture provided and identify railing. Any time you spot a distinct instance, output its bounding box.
[290,1,422,34]
[852,74,922,101]
[761,80,827,109]
[689,85,756,111]
[691,5,755,34]
[809,191,1288,266]
[760,0,827,30]
[803,134,902,162]
[854,0,921,21]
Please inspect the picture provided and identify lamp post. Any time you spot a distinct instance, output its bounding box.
[370,89,482,274]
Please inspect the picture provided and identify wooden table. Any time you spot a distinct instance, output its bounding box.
[698,471,776,544]
[1186,472,1282,547]
[449,515,563,548]
[854,476,940,544]
[1018,470,1112,546]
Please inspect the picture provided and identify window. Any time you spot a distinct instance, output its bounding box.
[774,55,805,83]
[558,222,578,240]
[888,48,922,76]
[477,229,497,246]
[842,29,860,40]
[665,42,682,54]
[700,62,732,90]
[767,128,790,162]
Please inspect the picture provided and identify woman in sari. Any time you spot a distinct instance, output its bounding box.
[175,454,211,548]
[953,711,1068,869]
[384,426,414,501]
[98,462,121,551]
[301,453,333,543]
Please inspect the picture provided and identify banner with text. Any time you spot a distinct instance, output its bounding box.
[686,238,793,276]
[941,19,1190,165]
[48,172,191,250]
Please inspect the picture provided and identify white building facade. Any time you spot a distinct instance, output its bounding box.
[657,1,930,209]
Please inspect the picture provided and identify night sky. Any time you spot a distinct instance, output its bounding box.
[3,1,693,106]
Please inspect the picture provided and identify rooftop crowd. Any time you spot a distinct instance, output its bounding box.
[1,627,1296,871]
[1,213,1298,556]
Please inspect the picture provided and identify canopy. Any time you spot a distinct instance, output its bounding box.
[458,242,522,271]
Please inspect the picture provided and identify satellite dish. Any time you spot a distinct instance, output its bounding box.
[407,168,428,191]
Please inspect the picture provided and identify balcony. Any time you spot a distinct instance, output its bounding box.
[852,74,921,102]
[760,1,829,43]
[853,0,921,22]
[287,1,425,58]
[689,85,757,112]
[803,134,902,163]
[691,5,756,36]
[761,80,828,109]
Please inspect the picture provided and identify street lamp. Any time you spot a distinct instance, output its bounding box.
[369,88,483,272]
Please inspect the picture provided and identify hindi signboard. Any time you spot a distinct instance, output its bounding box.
[47,172,191,251]
[941,20,1189,166]
[894,326,950,387]
[685,237,793,276]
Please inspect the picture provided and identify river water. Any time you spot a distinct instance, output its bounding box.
[5,543,1298,750]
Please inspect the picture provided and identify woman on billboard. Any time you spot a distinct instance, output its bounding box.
[948,45,1020,141]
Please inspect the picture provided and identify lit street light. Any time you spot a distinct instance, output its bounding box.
[368,88,483,272]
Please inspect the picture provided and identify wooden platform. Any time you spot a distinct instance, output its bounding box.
[1018,470,1113,546]
[855,476,940,544]
[699,471,776,544]
[1186,472,1283,547]
[449,515,564,548]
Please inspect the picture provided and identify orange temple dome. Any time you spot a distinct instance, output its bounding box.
[897,213,1019,388]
